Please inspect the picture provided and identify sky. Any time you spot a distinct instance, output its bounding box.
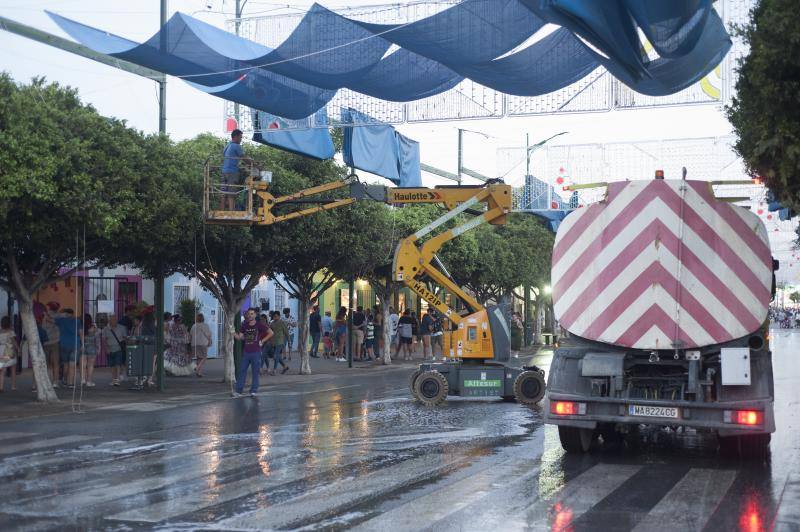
[2,0,797,284]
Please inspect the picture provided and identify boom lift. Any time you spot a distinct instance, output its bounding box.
[204,157,546,406]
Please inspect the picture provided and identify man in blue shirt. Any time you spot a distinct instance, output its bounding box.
[221,129,246,211]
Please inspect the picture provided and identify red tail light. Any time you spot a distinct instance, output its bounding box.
[736,410,762,425]
[551,401,585,415]
[552,401,576,415]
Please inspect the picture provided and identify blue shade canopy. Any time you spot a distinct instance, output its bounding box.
[342,109,421,187]
[251,109,335,160]
[396,133,422,187]
[47,0,731,119]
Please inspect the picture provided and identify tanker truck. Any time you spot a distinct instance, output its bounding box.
[543,177,776,459]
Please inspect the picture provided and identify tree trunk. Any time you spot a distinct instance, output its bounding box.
[297,296,311,375]
[381,304,392,365]
[222,308,237,383]
[534,297,544,345]
[18,295,58,402]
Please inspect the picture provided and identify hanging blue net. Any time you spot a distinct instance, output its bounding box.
[47,0,731,119]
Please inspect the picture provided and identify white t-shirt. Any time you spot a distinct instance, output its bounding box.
[389,313,399,335]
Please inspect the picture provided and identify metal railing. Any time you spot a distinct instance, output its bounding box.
[203,155,270,223]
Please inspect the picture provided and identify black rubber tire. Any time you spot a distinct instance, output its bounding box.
[740,434,771,461]
[558,426,593,453]
[719,433,771,461]
[623,425,642,452]
[414,370,449,407]
[409,369,422,401]
[597,423,623,447]
[718,435,739,459]
[513,371,545,405]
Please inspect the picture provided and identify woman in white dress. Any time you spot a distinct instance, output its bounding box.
[163,315,195,376]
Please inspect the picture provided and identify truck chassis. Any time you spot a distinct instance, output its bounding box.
[544,334,775,459]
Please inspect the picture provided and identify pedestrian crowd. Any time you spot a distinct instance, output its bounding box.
[770,306,800,328]
[0,296,449,395]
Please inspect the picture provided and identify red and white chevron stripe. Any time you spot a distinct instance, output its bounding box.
[552,180,772,350]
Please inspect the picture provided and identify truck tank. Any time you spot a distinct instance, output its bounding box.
[543,179,776,459]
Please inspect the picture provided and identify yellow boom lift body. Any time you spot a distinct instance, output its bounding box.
[204,158,546,406]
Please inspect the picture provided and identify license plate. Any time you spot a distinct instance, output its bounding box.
[628,405,680,419]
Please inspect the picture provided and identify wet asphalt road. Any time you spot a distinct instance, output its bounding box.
[0,330,799,531]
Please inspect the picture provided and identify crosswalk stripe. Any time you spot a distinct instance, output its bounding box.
[0,439,223,498]
[511,463,642,530]
[351,458,543,531]
[0,435,92,457]
[0,432,36,442]
[215,452,475,530]
[633,468,737,532]
[106,450,381,523]
[8,444,275,515]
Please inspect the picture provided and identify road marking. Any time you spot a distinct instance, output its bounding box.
[774,474,800,529]
[513,463,642,530]
[8,444,272,515]
[0,435,92,457]
[352,457,543,531]
[0,432,36,441]
[215,452,474,530]
[107,450,381,523]
[633,468,737,532]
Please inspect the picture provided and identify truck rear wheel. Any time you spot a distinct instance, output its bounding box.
[513,371,545,405]
[558,426,594,453]
[409,369,422,401]
[414,370,449,406]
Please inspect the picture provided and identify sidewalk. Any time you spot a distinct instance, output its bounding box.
[0,345,548,421]
[0,353,419,422]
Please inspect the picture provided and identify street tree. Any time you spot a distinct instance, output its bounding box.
[169,134,292,383]
[269,158,359,374]
[332,199,396,364]
[443,213,553,305]
[727,0,800,206]
[0,75,165,402]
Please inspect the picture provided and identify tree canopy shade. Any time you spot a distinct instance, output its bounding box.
[0,74,167,401]
[727,0,800,207]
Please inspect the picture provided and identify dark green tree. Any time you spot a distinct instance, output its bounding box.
[727,0,800,206]
[0,75,167,402]
[268,159,370,374]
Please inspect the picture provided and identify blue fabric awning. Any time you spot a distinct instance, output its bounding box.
[251,108,335,160]
[342,109,422,187]
[47,0,731,119]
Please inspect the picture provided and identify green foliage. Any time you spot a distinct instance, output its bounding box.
[179,298,202,327]
[727,0,800,207]
[443,213,554,304]
[0,74,160,291]
[790,291,800,304]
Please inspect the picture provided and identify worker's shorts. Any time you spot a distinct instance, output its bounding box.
[220,172,240,193]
